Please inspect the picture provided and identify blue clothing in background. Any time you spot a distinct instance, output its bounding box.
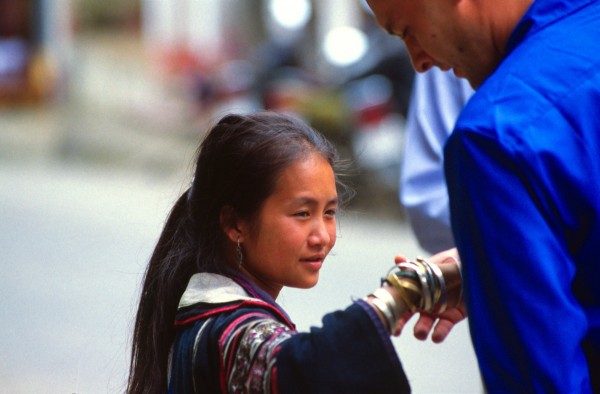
[401,68,473,254]
[445,0,600,392]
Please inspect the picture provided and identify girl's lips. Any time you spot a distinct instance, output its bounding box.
[301,256,325,269]
[302,260,323,271]
[301,254,325,263]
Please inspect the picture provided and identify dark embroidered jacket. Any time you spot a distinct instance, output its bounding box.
[168,272,410,393]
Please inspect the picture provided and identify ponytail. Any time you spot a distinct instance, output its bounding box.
[127,190,198,393]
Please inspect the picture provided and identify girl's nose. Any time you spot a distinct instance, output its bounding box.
[308,218,331,247]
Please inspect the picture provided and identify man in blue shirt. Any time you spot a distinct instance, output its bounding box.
[368,0,600,392]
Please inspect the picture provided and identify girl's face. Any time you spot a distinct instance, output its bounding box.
[239,152,338,299]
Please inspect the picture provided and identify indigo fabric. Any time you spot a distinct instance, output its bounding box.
[168,273,410,393]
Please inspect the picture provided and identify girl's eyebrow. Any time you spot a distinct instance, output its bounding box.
[290,196,339,206]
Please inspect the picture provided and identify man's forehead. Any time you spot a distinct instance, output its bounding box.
[366,0,400,35]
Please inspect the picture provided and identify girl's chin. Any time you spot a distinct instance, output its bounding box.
[294,273,320,289]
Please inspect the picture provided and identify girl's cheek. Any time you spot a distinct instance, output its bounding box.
[329,233,337,248]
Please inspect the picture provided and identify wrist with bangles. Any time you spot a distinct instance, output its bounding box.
[365,256,462,335]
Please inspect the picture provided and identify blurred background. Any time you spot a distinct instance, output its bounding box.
[1,0,415,203]
[0,0,483,392]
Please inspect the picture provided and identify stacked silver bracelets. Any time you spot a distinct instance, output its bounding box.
[386,257,448,314]
[366,256,460,335]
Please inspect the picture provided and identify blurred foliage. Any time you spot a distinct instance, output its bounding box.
[74,0,140,31]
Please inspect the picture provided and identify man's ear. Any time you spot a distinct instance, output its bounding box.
[220,205,244,242]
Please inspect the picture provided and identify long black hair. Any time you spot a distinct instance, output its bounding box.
[127,112,352,393]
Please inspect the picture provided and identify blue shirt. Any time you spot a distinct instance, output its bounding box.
[445,0,600,392]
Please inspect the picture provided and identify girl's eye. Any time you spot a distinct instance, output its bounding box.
[295,211,310,217]
[325,209,337,217]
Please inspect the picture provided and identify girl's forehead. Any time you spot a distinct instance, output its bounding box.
[270,155,336,199]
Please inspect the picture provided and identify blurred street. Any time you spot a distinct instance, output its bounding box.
[0,31,483,393]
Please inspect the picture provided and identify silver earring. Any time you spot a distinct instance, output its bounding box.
[236,238,243,268]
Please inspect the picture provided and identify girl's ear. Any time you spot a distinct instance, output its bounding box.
[219,205,245,242]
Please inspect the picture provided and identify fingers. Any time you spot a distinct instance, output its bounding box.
[413,313,436,340]
[394,255,409,264]
[431,308,468,343]
[393,311,415,337]
[428,247,459,265]
[430,319,456,343]
[411,307,468,342]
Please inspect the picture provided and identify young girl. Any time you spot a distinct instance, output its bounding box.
[127,112,463,393]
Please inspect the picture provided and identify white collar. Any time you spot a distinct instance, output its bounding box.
[178,272,254,309]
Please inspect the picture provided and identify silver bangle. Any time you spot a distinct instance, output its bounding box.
[423,258,448,314]
[398,261,432,311]
[367,294,396,334]
[373,287,400,322]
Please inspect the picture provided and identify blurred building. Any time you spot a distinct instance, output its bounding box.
[0,0,72,106]
[1,0,414,202]
[141,0,365,79]
[1,0,413,113]
[137,1,414,206]
[140,0,413,145]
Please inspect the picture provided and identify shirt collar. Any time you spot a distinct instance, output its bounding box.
[178,273,253,308]
[178,272,291,321]
[505,0,596,55]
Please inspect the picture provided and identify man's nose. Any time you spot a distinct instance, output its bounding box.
[405,40,435,73]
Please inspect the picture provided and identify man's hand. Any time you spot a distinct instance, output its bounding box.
[393,248,467,342]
